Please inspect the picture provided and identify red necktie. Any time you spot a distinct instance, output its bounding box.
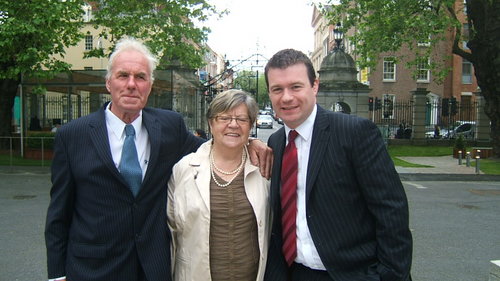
[281,130,299,266]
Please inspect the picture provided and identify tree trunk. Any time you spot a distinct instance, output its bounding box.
[465,0,500,158]
[0,78,20,149]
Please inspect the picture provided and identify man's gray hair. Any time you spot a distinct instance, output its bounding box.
[106,37,158,81]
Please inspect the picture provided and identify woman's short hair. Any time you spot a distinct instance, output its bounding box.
[106,37,158,81]
[207,89,259,126]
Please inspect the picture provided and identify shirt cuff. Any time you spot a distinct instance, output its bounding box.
[49,277,66,281]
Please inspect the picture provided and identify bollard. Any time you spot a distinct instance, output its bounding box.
[475,156,480,174]
[458,150,462,165]
[466,152,471,167]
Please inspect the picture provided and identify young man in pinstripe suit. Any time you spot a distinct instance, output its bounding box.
[264,49,412,281]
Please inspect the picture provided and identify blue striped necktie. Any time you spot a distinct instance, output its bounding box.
[120,124,142,197]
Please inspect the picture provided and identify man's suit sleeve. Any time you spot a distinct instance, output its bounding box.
[45,131,75,279]
[263,133,289,281]
[352,118,412,280]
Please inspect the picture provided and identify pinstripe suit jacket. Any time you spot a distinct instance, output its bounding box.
[264,106,412,281]
[45,103,203,281]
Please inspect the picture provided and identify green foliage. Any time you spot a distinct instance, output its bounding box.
[0,0,221,78]
[454,135,466,150]
[88,0,220,69]
[0,0,85,80]
[320,0,459,82]
[26,132,55,150]
[233,71,269,108]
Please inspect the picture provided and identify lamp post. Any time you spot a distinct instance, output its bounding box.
[333,23,343,51]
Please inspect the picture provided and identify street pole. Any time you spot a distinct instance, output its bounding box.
[256,70,259,107]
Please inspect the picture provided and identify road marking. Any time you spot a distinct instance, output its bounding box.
[405,182,428,189]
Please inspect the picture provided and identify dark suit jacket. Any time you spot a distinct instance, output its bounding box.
[45,104,202,281]
[265,106,412,281]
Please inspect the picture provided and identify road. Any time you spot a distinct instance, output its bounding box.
[404,180,500,280]
[255,118,282,143]
[1,126,499,280]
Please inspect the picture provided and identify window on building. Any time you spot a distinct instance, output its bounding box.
[83,3,92,22]
[417,35,431,47]
[462,59,473,84]
[383,57,396,82]
[462,23,469,49]
[416,58,430,83]
[85,35,93,51]
[323,37,329,56]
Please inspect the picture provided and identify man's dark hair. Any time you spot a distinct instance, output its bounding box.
[264,49,316,88]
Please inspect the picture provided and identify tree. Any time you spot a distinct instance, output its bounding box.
[322,0,500,157]
[85,0,219,68]
[0,0,219,148]
[0,0,84,146]
[233,70,269,108]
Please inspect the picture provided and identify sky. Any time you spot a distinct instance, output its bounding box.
[204,0,319,70]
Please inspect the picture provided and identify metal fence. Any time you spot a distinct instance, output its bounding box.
[26,92,112,130]
[370,100,478,139]
[0,136,54,168]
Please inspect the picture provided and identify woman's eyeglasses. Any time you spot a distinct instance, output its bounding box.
[214,115,251,125]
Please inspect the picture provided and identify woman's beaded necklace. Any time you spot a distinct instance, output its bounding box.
[210,149,246,188]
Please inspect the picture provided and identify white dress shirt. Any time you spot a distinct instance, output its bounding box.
[105,103,150,179]
[283,105,326,270]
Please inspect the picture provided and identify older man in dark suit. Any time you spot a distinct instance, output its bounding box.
[45,37,271,281]
[263,49,412,281]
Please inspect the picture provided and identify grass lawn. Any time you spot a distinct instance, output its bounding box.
[388,145,452,168]
[387,145,500,175]
[0,153,51,166]
[1,145,499,175]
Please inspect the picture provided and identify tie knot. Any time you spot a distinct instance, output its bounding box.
[288,130,298,142]
[125,124,135,137]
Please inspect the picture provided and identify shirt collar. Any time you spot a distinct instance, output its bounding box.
[105,102,143,140]
[284,104,317,142]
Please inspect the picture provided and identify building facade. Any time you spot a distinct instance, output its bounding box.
[310,0,479,132]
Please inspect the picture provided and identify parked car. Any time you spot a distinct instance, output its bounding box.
[434,121,475,139]
[256,115,274,129]
[448,121,475,139]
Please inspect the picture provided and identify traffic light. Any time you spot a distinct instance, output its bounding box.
[375,97,382,110]
[368,97,374,111]
[442,98,449,116]
[450,97,458,115]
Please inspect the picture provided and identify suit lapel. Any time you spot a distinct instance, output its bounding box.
[142,110,161,189]
[88,107,124,183]
[306,106,330,202]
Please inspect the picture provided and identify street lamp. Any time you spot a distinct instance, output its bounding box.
[333,23,343,51]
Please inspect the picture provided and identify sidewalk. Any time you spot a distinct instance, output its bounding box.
[396,155,500,181]
[1,156,499,181]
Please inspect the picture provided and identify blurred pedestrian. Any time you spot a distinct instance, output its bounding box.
[194,128,208,140]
